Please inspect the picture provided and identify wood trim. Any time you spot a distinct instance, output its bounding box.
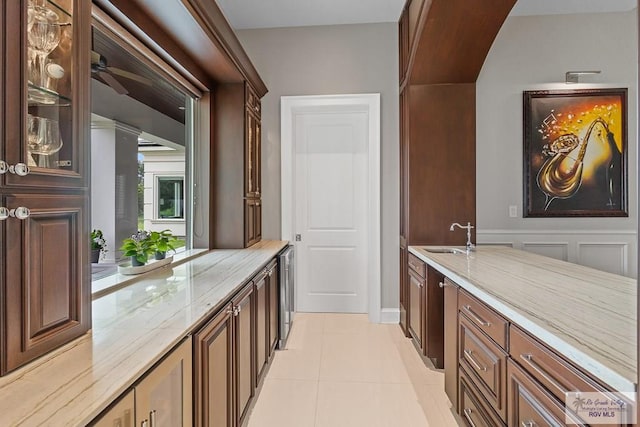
[92,0,212,91]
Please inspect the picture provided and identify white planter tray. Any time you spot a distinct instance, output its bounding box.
[117,256,174,275]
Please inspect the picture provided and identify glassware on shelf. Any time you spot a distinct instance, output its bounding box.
[27,3,61,98]
[27,114,64,156]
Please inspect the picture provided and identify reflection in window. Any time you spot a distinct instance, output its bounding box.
[157,176,184,219]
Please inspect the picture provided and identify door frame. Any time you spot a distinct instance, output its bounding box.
[281,94,381,322]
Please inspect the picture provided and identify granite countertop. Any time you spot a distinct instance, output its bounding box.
[409,245,637,394]
[0,240,288,427]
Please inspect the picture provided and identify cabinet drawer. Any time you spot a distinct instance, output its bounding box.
[508,359,582,427]
[459,366,504,427]
[459,290,508,349]
[459,314,507,421]
[408,252,426,278]
[510,326,631,427]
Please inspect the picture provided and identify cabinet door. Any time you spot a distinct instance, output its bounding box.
[194,304,234,427]
[244,198,259,247]
[255,271,268,384]
[244,110,260,198]
[254,117,261,198]
[407,268,424,351]
[443,279,459,409]
[3,193,89,374]
[91,390,135,427]
[136,337,192,427]
[4,0,90,189]
[254,197,262,243]
[233,284,255,426]
[399,243,408,336]
[267,262,279,355]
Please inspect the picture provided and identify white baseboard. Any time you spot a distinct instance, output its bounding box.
[380,308,400,324]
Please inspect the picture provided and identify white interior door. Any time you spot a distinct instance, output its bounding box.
[294,108,369,313]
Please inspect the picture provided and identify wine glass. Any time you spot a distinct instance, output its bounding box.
[27,115,63,155]
[27,5,61,91]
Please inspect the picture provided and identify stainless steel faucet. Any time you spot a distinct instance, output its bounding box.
[450,222,475,252]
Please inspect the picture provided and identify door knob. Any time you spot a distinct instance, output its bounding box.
[9,207,30,220]
[8,163,30,176]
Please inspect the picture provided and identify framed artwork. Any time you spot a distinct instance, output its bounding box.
[523,88,628,217]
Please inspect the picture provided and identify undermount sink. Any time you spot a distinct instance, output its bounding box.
[422,247,467,254]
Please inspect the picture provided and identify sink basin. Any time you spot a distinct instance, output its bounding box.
[422,247,467,254]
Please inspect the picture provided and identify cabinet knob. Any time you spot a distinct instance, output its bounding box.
[0,160,7,174]
[10,207,30,220]
[141,420,149,427]
[149,410,157,426]
[438,281,445,288]
[8,163,30,176]
[521,421,537,427]
[0,207,9,220]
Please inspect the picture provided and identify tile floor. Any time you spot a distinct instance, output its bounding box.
[247,313,461,427]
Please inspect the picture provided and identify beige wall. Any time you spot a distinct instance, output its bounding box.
[237,23,400,309]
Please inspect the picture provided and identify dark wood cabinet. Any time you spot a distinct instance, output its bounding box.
[254,270,268,384]
[459,366,505,427]
[194,303,234,427]
[233,283,255,426]
[443,278,459,409]
[212,82,262,248]
[1,0,91,375]
[266,260,278,356]
[407,266,424,351]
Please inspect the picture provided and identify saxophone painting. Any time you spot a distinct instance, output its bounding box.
[524,89,628,217]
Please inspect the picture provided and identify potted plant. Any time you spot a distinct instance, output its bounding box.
[149,229,178,260]
[91,229,107,263]
[120,230,153,266]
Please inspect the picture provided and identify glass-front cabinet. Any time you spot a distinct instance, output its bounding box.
[0,0,90,375]
[4,0,89,189]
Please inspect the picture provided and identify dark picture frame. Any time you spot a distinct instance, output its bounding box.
[523,88,628,217]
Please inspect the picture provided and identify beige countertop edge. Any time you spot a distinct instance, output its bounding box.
[0,240,288,427]
[408,245,636,395]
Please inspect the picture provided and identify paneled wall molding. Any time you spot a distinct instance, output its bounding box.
[477,229,637,278]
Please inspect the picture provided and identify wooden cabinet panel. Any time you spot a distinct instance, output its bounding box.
[408,267,424,352]
[399,244,408,336]
[3,194,89,374]
[245,198,260,247]
[255,271,268,384]
[459,366,505,427]
[233,284,255,426]
[408,252,426,277]
[459,290,508,350]
[443,278,459,409]
[91,390,135,427]
[425,266,444,368]
[267,260,279,355]
[136,337,192,427]
[194,303,234,427]
[459,313,507,421]
[507,359,575,427]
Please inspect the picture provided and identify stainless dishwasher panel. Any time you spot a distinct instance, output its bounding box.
[278,246,294,349]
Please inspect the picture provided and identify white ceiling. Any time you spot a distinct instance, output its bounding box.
[216,0,637,30]
[509,0,636,16]
[216,0,405,30]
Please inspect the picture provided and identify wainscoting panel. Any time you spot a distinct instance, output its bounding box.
[478,230,637,279]
[521,242,569,262]
[577,243,628,276]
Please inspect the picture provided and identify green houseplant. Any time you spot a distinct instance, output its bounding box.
[120,230,153,266]
[91,229,107,263]
[149,229,178,260]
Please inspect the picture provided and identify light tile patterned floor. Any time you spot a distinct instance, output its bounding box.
[247,313,461,427]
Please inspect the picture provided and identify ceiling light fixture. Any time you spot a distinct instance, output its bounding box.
[565,70,601,84]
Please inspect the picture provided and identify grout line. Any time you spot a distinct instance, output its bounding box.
[312,314,326,427]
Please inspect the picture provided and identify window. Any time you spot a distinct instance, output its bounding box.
[157,176,184,219]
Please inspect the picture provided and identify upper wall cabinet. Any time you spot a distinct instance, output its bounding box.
[0,0,91,375]
[3,0,90,189]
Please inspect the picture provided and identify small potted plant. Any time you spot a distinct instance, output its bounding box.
[149,229,177,260]
[91,229,107,263]
[120,230,153,266]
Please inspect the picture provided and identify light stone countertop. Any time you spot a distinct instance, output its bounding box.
[0,240,288,427]
[409,245,637,394]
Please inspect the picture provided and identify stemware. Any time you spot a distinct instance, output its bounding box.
[27,4,61,92]
[27,114,63,155]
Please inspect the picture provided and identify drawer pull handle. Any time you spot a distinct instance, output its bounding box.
[521,421,537,427]
[463,305,491,327]
[464,349,487,372]
[520,354,568,395]
[463,408,478,427]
